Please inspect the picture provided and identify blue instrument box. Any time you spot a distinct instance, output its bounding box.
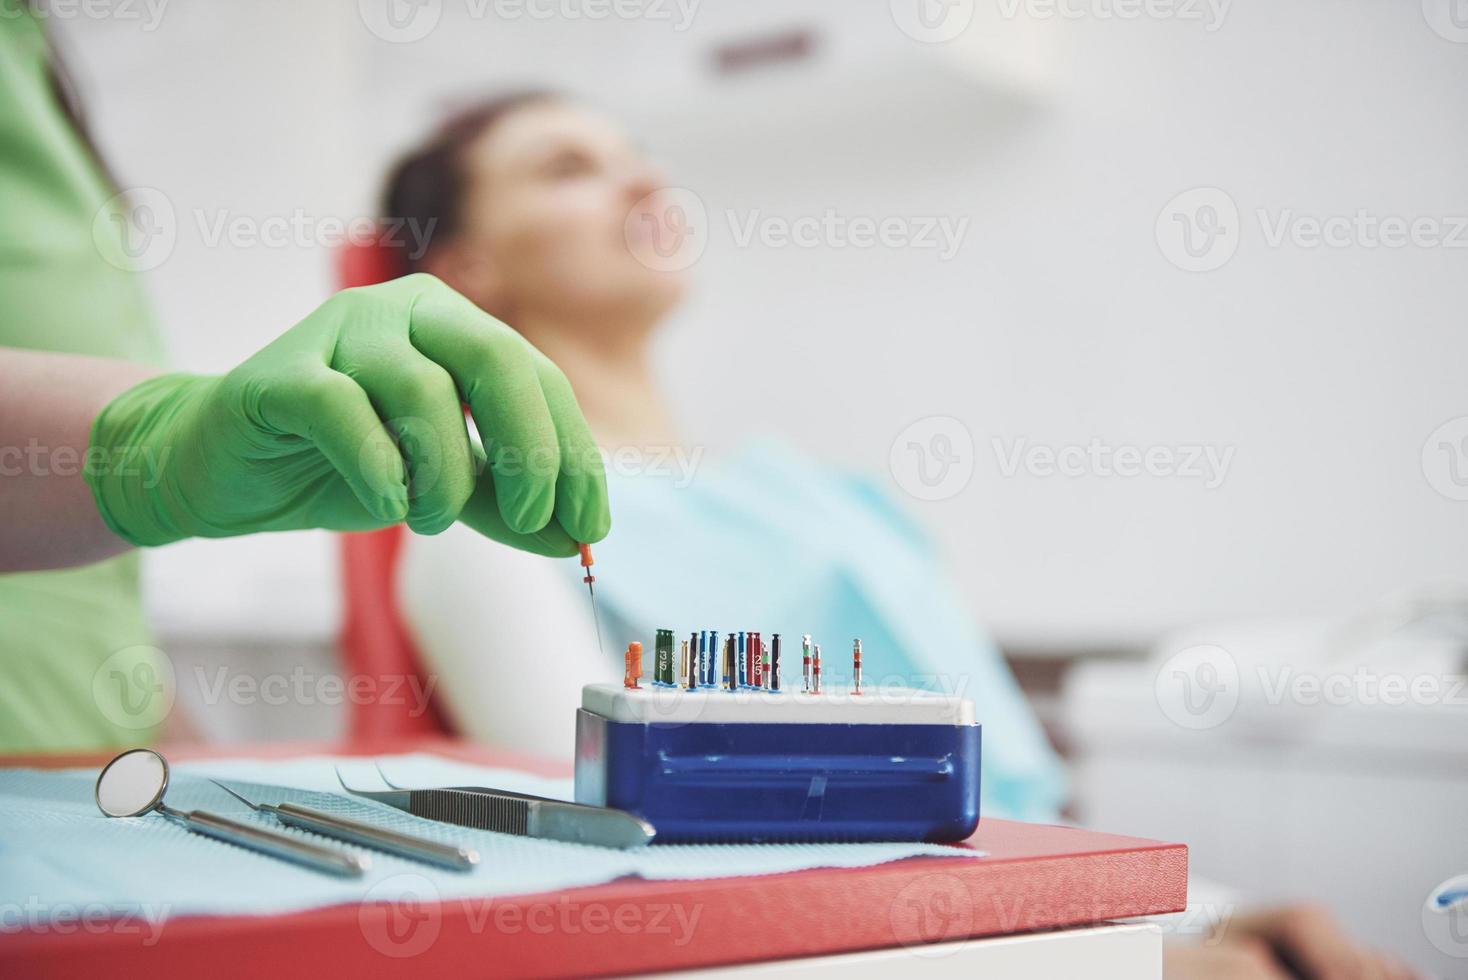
[574,683,980,843]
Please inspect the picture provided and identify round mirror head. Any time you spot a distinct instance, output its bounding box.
[95,748,169,818]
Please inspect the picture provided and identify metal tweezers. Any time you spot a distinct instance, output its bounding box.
[337,765,655,850]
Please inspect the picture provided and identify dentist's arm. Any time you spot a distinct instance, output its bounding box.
[0,347,158,570]
[0,275,610,574]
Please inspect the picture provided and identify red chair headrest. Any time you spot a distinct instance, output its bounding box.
[336,232,409,289]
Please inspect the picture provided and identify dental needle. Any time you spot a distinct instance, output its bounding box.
[579,543,605,657]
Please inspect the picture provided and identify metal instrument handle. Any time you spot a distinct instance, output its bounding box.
[529,798,656,850]
[270,802,479,871]
[167,806,369,877]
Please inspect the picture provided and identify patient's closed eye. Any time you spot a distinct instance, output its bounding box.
[540,148,597,179]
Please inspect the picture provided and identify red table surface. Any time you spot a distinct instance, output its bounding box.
[2,738,1187,979]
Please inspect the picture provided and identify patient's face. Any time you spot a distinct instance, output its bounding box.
[453,101,686,329]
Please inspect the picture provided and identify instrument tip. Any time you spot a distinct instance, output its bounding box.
[208,778,260,811]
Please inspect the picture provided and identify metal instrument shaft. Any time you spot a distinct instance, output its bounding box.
[578,543,604,658]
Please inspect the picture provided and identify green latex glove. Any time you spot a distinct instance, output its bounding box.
[84,274,610,556]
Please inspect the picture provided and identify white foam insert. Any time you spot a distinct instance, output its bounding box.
[581,682,975,726]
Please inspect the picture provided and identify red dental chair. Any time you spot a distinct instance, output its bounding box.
[334,238,452,739]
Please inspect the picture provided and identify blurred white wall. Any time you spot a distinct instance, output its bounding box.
[51,0,1468,653]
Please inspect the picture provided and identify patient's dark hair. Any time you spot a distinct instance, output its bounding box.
[380,91,557,277]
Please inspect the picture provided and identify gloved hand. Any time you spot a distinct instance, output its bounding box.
[84,274,609,557]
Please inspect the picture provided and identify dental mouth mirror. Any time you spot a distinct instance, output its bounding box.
[95,748,368,878]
